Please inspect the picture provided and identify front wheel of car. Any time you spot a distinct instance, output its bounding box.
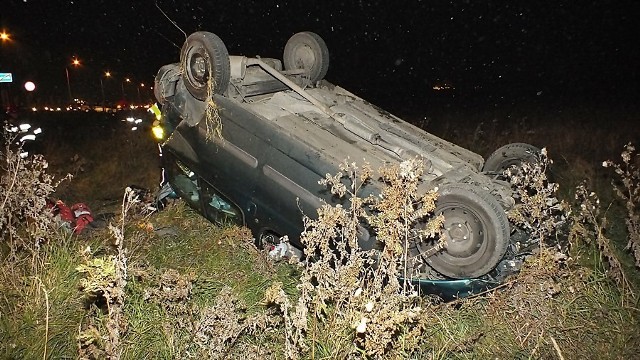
[180,31,231,100]
[415,183,510,279]
[283,31,329,83]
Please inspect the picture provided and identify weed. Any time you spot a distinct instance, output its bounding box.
[266,158,444,359]
[77,187,138,359]
[604,143,640,268]
[504,147,569,250]
[1,140,70,260]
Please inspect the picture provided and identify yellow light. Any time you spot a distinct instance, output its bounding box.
[105,71,111,77]
[72,58,81,66]
[0,32,10,41]
[151,125,165,140]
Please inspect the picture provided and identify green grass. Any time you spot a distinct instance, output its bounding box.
[0,233,88,359]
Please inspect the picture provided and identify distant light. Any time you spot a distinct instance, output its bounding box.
[131,126,138,131]
[19,123,31,131]
[33,127,42,135]
[31,107,37,112]
[432,84,455,91]
[24,81,36,92]
[0,32,10,41]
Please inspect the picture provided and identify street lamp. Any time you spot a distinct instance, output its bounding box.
[66,57,81,104]
[0,31,10,42]
[137,83,145,104]
[100,71,111,110]
[121,77,131,102]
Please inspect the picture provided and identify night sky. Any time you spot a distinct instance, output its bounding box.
[1,0,638,111]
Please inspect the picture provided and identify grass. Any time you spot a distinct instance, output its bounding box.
[2,102,640,359]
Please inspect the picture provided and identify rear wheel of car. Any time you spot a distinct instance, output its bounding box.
[482,143,540,173]
[283,31,329,83]
[154,63,181,104]
[180,31,231,100]
[416,184,510,279]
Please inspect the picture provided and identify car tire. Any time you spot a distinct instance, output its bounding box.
[154,63,181,104]
[417,183,510,279]
[180,31,231,100]
[482,143,540,173]
[283,31,329,83]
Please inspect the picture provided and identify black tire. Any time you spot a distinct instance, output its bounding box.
[417,184,510,279]
[482,143,540,173]
[154,63,181,104]
[283,31,329,83]
[180,32,230,100]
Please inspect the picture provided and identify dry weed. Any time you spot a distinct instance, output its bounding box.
[504,147,569,249]
[1,139,71,259]
[77,187,137,360]
[569,183,635,300]
[178,50,223,142]
[266,158,444,359]
[604,143,640,268]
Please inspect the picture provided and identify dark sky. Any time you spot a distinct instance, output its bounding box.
[1,0,638,109]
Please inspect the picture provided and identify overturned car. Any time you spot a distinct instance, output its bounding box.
[153,31,540,294]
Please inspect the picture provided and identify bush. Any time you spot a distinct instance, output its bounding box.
[1,140,69,259]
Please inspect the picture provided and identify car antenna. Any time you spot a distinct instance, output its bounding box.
[155,1,187,40]
[153,29,181,50]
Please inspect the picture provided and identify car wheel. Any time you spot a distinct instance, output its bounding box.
[180,31,230,100]
[416,183,510,279]
[482,143,540,173]
[154,63,181,104]
[283,31,329,83]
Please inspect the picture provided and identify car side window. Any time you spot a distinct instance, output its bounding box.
[200,180,243,227]
[168,160,201,208]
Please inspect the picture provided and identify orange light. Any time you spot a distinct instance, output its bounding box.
[105,71,112,77]
[72,58,81,66]
[0,32,10,41]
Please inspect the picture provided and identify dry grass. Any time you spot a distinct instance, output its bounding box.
[416,249,639,359]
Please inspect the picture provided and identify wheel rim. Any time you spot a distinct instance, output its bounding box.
[292,44,316,70]
[413,197,502,278]
[185,46,209,89]
[439,206,487,264]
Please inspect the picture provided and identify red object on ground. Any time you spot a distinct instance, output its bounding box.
[55,200,75,222]
[49,199,94,233]
[70,203,94,233]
